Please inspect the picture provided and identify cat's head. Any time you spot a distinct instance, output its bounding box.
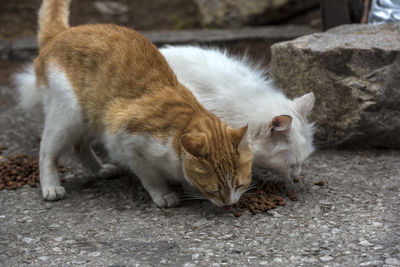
[181,123,252,207]
[251,92,315,179]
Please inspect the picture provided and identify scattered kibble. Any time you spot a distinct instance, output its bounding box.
[233,211,242,217]
[314,180,325,186]
[234,180,299,215]
[287,191,299,201]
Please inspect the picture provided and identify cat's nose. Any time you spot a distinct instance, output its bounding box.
[223,205,233,211]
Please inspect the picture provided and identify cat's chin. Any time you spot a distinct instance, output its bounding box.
[223,205,233,211]
[253,169,291,183]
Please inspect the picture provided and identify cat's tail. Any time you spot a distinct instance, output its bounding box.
[13,64,42,110]
[38,0,71,48]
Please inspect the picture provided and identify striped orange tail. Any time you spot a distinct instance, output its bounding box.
[37,0,71,48]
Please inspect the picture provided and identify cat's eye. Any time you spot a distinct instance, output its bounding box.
[194,166,207,173]
[235,184,245,191]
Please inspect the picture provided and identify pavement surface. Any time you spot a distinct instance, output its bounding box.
[0,61,399,266]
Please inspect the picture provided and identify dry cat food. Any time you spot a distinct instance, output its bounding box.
[0,154,40,190]
[233,180,299,215]
[314,180,325,186]
[0,153,66,191]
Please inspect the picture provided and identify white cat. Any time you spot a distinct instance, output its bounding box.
[160,45,316,180]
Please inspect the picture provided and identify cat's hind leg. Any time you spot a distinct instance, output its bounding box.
[73,141,120,179]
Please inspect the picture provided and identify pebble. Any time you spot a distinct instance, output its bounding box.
[385,258,400,266]
[320,256,334,262]
[360,260,384,266]
[259,261,268,265]
[89,251,101,257]
[38,256,48,262]
[22,237,35,244]
[49,223,60,229]
[193,218,209,227]
[53,236,63,242]
[359,240,373,246]
[372,222,383,227]
[191,254,199,260]
[301,257,318,263]
[269,211,283,218]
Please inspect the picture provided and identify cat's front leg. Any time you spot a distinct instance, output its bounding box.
[39,120,70,201]
[134,166,180,208]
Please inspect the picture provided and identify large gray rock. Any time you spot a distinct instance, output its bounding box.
[270,23,400,148]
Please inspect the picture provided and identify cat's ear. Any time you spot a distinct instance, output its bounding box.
[268,115,292,135]
[230,125,249,148]
[294,92,315,118]
[181,132,209,157]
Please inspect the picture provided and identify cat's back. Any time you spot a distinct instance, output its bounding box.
[36,24,178,92]
[161,46,272,96]
[34,23,187,132]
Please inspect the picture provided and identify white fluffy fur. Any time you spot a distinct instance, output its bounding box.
[160,45,316,180]
[13,64,42,110]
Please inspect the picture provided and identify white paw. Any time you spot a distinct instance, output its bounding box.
[97,164,120,179]
[42,185,66,201]
[152,192,181,208]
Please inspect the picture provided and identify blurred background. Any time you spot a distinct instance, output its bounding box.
[1,0,399,149]
[0,0,322,40]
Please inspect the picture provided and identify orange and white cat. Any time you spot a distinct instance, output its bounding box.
[16,0,253,208]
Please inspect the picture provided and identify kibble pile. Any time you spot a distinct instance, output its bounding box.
[234,180,299,215]
[0,154,40,190]
[0,151,68,191]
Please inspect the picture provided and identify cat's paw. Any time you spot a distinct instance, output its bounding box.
[152,192,181,208]
[42,185,66,201]
[97,164,120,179]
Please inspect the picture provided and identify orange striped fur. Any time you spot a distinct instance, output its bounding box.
[32,0,252,207]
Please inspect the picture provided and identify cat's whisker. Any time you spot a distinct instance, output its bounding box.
[244,183,259,193]
[180,193,207,198]
[184,195,205,198]
[181,197,208,201]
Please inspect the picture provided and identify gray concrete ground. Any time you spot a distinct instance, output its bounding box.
[0,64,399,266]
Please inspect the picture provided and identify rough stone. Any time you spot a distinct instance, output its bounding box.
[194,0,319,27]
[270,22,400,148]
[385,258,400,266]
[2,26,318,65]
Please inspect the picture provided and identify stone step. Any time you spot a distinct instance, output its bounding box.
[1,25,318,63]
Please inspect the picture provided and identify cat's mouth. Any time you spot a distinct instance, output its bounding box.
[223,205,233,212]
